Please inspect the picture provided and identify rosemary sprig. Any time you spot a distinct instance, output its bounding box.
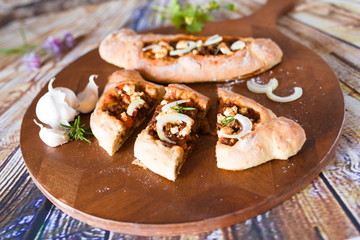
[170,102,196,113]
[0,28,39,55]
[220,115,235,127]
[60,116,93,143]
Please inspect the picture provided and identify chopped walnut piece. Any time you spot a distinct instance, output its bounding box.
[152,46,168,59]
[123,84,135,95]
[223,106,237,116]
[158,41,172,50]
[240,107,248,115]
[176,40,189,49]
[219,42,232,55]
[120,112,127,121]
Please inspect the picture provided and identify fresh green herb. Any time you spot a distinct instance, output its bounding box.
[60,116,93,143]
[107,102,118,107]
[170,102,196,113]
[0,28,39,55]
[221,115,235,127]
[154,0,236,33]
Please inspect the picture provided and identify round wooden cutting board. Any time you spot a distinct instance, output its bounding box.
[20,0,344,236]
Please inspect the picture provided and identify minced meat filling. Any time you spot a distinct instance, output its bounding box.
[147,100,202,148]
[102,83,153,128]
[143,37,242,59]
[217,103,260,146]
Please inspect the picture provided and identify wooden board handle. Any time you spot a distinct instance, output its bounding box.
[242,0,295,27]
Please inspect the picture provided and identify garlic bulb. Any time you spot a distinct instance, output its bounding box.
[34,120,70,147]
[36,88,78,129]
[76,75,99,113]
[48,78,77,108]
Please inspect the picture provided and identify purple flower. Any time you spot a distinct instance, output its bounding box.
[22,52,40,71]
[42,36,62,58]
[62,32,75,49]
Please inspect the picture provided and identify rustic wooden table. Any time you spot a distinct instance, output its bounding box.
[0,0,359,239]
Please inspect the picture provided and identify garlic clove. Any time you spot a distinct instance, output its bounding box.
[36,89,78,129]
[34,119,70,147]
[48,78,77,108]
[76,75,99,113]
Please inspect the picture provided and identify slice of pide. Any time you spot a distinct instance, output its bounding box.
[134,84,210,181]
[90,70,165,156]
[216,88,306,170]
[99,28,282,83]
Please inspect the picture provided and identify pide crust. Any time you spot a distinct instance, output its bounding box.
[99,28,282,83]
[134,84,210,181]
[216,88,306,170]
[90,70,165,156]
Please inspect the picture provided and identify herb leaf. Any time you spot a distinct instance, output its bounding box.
[154,0,235,33]
[60,116,93,143]
[221,115,235,127]
[170,102,196,113]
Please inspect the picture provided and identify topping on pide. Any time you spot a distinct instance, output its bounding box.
[99,28,283,83]
[134,84,210,181]
[90,70,165,156]
[216,88,306,171]
[142,34,248,59]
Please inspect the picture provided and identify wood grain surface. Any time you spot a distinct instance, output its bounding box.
[19,0,345,236]
[1,0,359,239]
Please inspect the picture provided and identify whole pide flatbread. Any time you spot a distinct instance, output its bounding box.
[99,28,283,83]
[90,70,165,156]
[216,88,306,170]
[134,84,210,181]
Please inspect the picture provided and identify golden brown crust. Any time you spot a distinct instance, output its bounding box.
[134,84,210,181]
[99,28,282,83]
[90,70,165,156]
[134,128,185,181]
[216,88,306,170]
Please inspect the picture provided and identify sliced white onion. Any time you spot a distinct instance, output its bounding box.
[156,113,194,144]
[34,119,70,147]
[196,40,203,48]
[266,87,303,102]
[218,114,253,139]
[127,98,145,116]
[230,40,246,51]
[76,74,99,113]
[170,41,196,56]
[246,78,279,93]
[48,78,77,108]
[161,100,189,112]
[247,78,303,102]
[204,34,223,46]
[142,44,161,52]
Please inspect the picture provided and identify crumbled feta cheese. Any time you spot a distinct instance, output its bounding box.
[224,106,237,116]
[123,84,135,95]
[219,42,232,55]
[120,112,127,121]
[217,114,225,123]
[240,107,248,115]
[176,40,189,49]
[130,91,144,101]
[179,125,191,136]
[170,126,179,134]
